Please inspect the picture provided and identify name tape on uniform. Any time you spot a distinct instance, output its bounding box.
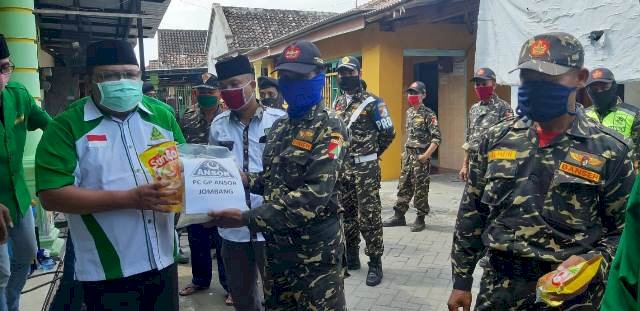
[559,161,601,183]
[292,139,313,151]
[488,149,517,161]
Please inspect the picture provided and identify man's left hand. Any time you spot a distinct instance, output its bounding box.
[545,255,589,301]
[205,209,245,228]
[418,153,430,163]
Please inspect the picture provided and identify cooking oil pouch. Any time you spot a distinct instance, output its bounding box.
[536,255,603,307]
[139,141,184,213]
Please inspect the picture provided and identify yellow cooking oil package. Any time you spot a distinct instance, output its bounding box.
[139,141,184,213]
[536,255,603,307]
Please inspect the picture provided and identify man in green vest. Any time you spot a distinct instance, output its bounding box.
[585,67,640,169]
[0,33,52,311]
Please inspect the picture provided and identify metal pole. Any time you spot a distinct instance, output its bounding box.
[137,0,146,75]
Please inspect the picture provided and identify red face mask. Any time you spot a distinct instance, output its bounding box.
[475,85,494,101]
[220,82,254,111]
[407,94,422,106]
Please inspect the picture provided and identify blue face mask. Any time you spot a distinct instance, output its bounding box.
[97,79,144,112]
[279,72,325,119]
[517,80,576,122]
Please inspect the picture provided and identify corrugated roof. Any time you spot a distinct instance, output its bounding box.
[157,29,208,69]
[222,6,336,50]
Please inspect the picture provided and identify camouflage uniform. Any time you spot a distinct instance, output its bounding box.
[451,110,635,310]
[178,105,222,143]
[585,97,640,163]
[244,104,349,310]
[463,94,513,157]
[393,104,441,216]
[334,90,395,258]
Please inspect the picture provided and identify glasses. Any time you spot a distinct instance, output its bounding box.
[0,62,15,75]
[93,70,142,82]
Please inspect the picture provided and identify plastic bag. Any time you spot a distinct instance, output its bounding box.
[536,255,603,307]
[139,141,184,213]
[175,144,245,228]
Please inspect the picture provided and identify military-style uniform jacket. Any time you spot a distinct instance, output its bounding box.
[244,104,348,265]
[585,97,640,163]
[463,94,513,153]
[451,110,635,291]
[334,90,395,157]
[405,104,441,149]
[179,105,222,144]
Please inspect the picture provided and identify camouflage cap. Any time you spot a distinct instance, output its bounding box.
[470,67,496,81]
[406,81,426,94]
[586,67,615,86]
[510,32,584,76]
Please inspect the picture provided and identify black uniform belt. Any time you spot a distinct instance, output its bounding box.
[488,251,557,281]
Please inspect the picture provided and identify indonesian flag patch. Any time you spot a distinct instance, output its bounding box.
[86,134,108,147]
[328,132,343,159]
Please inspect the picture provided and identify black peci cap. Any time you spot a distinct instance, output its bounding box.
[0,34,9,59]
[86,40,138,69]
[215,55,254,81]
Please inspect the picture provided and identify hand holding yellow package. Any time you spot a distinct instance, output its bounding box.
[139,141,184,213]
[536,255,603,307]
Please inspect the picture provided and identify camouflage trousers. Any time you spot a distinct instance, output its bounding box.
[341,159,383,257]
[393,149,431,216]
[263,218,346,311]
[476,261,604,311]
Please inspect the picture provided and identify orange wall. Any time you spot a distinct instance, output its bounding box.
[309,21,476,179]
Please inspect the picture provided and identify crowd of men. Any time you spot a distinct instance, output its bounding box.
[1,28,640,311]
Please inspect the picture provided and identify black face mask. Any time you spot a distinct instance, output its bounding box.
[588,82,618,114]
[261,96,284,108]
[338,76,361,92]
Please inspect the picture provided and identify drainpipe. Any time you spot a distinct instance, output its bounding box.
[0,0,64,255]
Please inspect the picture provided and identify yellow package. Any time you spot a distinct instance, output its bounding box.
[536,255,603,307]
[139,141,184,213]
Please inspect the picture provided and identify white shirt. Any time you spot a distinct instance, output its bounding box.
[209,105,286,242]
[35,98,182,281]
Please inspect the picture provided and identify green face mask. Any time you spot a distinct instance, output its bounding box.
[197,95,219,108]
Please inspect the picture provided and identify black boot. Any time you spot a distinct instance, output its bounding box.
[409,215,426,232]
[382,211,406,227]
[346,247,361,270]
[366,256,383,286]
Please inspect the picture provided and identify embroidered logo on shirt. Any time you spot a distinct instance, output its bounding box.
[292,139,313,151]
[86,134,108,147]
[296,129,315,142]
[559,161,601,183]
[565,148,606,172]
[150,127,166,141]
[488,149,517,161]
[14,115,24,125]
